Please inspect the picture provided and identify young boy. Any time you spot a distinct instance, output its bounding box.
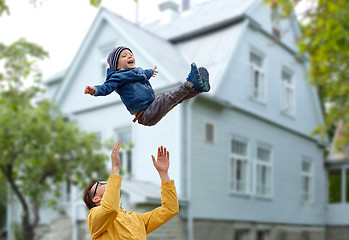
[84,46,210,126]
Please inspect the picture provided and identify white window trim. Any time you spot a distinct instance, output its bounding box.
[281,68,295,116]
[114,127,133,178]
[271,4,282,40]
[301,158,314,204]
[229,136,251,195]
[250,50,266,103]
[101,60,108,82]
[99,41,118,83]
[255,145,273,198]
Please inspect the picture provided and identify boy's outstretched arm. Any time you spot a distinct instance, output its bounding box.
[152,66,158,77]
[85,86,96,95]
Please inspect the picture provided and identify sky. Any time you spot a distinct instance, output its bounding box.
[0,0,308,80]
[0,0,177,79]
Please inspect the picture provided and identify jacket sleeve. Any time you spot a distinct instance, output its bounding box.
[143,69,154,80]
[94,74,121,96]
[140,180,179,234]
[87,174,122,239]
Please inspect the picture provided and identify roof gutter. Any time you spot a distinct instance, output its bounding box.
[169,13,308,64]
[199,94,328,148]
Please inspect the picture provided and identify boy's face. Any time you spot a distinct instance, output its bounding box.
[117,49,135,70]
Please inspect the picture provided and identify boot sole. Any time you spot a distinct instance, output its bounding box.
[198,67,210,92]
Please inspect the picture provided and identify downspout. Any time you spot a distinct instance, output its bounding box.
[186,99,194,240]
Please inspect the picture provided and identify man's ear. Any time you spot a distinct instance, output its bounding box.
[92,196,101,205]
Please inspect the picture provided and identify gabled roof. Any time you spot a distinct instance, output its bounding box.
[104,8,189,82]
[121,179,187,204]
[144,0,257,41]
[53,7,189,105]
[121,179,162,202]
[49,0,260,105]
[43,68,67,85]
[328,120,349,162]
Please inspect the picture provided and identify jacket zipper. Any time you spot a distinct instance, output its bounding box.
[144,75,155,98]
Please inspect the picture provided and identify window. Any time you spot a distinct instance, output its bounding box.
[114,128,133,177]
[301,159,313,202]
[60,180,71,203]
[205,123,214,142]
[100,45,114,82]
[234,230,249,240]
[271,4,281,40]
[250,51,265,102]
[282,70,294,115]
[101,61,108,81]
[256,146,272,197]
[328,168,342,203]
[328,168,349,204]
[230,138,249,194]
[257,230,270,240]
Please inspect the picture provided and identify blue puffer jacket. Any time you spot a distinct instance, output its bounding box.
[94,67,155,114]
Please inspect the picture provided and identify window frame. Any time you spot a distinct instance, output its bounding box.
[271,3,282,41]
[255,145,273,198]
[229,136,251,195]
[114,127,133,177]
[281,68,295,116]
[249,50,266,103]
[301,158,314,203]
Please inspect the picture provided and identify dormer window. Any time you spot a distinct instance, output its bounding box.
[101,61,108,81]
[100,44,115,82]
[281,69,294,115]
[250,50,265,102]
[271,4,281,41]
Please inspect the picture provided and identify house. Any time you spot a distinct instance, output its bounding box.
[8,0,341,239]
[325,121,349,239]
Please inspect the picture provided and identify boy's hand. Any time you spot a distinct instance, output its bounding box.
[84,86,96,95]
[111,140,121,175]
[152,146,170,182]
[152,66,158,77]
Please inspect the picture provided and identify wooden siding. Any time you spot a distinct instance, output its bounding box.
[189,98,325,225]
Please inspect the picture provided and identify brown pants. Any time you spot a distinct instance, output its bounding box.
[137,81,200,126]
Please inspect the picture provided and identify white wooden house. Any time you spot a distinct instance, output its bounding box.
[7,0,348,239]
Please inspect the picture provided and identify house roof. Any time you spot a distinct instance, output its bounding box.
[121,179,187,204]
[43,68,67,85]
[144,0,257,41]
[49,0,258,104]
[121,179,161,200]
[104,8,189,84]
[327,121,349,162]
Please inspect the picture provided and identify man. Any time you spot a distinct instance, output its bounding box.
[83,140,179,239]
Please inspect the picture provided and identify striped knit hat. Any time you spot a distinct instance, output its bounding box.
[107,46,132,71]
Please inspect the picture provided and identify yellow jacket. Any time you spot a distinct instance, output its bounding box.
[87,174,179,240]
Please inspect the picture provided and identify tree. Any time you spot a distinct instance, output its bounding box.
[0,38,110,240]
[0,1,114,239]
[0,1,112,237]
[264,0,349,149]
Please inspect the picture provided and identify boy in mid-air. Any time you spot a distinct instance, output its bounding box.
[85,46,210,126]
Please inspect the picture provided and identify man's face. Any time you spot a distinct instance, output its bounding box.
[117,49,135,70]
[91,181,107,202]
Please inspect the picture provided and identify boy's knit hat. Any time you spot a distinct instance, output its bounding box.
[107,46,132,71]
